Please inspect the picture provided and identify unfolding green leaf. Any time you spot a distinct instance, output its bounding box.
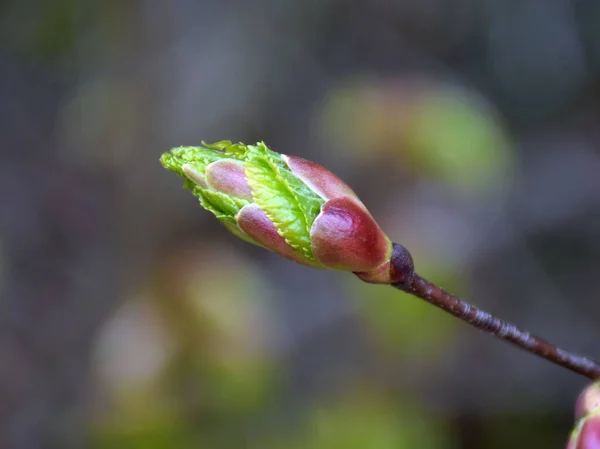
[244,144,323,260]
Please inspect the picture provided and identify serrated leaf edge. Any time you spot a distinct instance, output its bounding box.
[245,149,315,260]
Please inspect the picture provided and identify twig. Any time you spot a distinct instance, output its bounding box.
[389,243,600,380]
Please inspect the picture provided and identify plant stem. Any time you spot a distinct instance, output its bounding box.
[389,246,600,380]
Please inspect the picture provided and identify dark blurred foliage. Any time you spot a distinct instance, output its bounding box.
[1,1,600,448]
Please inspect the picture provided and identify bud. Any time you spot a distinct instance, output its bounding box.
[160,140,409,283]
[567,382,600,449]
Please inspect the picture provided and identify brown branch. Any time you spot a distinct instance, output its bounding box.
[389,243,600,380]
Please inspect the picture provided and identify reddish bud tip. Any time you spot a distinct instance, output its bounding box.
[206,159,253,200]
[283,155,357,201]
[311,197,391,272]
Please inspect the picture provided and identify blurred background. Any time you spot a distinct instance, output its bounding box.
[1,0,600,448]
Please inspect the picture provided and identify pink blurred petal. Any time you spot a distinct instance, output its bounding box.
[311,197,391,271]
[283,155,357,201]
[206,159,253,200]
